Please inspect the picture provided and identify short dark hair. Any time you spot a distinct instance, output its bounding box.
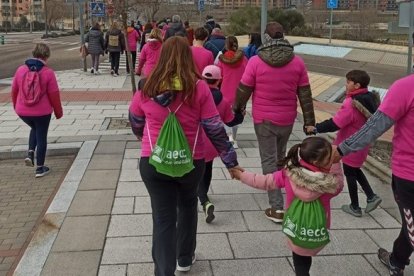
[205,78,219,85]
[194,27,209,41]
[265,22,284,39]
[346,70,370,88]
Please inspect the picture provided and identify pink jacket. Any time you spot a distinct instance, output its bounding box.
[127,27,140,52]
[136,39,162,77]
[240,163,344,256]
[12,59,63,118]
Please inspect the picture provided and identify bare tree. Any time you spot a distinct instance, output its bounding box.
[46,0,70,28]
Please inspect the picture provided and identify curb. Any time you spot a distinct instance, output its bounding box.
[0,142,82,160]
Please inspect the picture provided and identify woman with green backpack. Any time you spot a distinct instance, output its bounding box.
[129,36,241,276]
[233,137,344,276]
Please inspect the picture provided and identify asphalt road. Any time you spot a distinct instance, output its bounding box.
[0,34,82,79]
[0,33,407,89]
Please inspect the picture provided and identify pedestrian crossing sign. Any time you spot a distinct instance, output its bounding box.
[90,2,105,16]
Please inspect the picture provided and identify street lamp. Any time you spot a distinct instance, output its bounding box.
[44,0,48,36]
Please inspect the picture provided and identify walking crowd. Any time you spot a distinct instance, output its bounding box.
[11,14,414,276]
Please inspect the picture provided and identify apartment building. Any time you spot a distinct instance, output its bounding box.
[1,0,43,27]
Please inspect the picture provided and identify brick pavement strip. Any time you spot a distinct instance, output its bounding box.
[0,156,74,275]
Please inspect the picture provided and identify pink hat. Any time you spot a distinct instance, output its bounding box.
[202,65,222,80]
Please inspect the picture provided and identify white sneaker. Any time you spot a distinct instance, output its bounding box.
[233,140,239,149]
[176,255,196,272]
[228,134,234,143]
[94,70,101,75]
[113,73,119,77]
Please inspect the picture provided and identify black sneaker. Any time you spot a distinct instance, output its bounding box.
[35,166,50,178]
[378,248,404,276]
[90,68,95,74]
[25,151,34,167]
[203,201,215,223]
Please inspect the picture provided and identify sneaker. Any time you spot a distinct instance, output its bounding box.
[25,151,34,167]
[95,70,101,75]
[90,68,94,74]
[176,255,196,272]
[265,208,284,223]
[233,140,239,149]
[203,201,215,223]
[365,195,382,213]
[378,248,404,276]
[228,134,234,143]
[113,73,119,77]
[110,69,114,75]
[341,204,362,217]
[35,166,50,178]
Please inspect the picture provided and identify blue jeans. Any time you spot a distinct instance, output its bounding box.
[19,114,51,166]
[139,157,205,276]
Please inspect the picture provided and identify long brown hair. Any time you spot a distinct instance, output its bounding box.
[225,36,239,52]
[278,137,332,169]
[142,36,200,100]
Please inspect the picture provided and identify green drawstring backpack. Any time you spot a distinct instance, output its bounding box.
[147,101,200,177]
[282,198,330,249]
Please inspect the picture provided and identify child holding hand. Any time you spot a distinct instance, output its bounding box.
[232,137,344,276]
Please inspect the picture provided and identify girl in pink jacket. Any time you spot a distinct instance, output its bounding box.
[233,137,344,276]
[135,28,163,77]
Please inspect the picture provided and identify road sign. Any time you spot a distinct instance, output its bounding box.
[90,2,105,17]
[327,0,338,9]
[198,0,204,11]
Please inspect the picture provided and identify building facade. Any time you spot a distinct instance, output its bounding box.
[1,0,43,28]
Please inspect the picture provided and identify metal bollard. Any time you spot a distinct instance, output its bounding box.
[0,35,4,45]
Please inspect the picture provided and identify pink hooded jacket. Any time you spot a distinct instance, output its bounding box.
[136,39,162,77]
[240,163,344,256]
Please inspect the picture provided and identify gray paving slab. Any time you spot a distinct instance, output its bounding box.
[119,168,142,182]
[94,141,126,154]
[121,158,139,169]
[242,211,282,231]
[47,182,79,214]
[210,179,266,194]
[75,140,98,159]
[134,196,152,214]
[365,229,401,249]
[116,181,148,196]
[67,190,115,216]
[101,236,153,264]
[41,251,101,276]
[321,230,379,255]
[365,254,414,276]
[369,208,401,228]
[229,231,290,258]
[197,211,248,233]
[211,258,294,276]
[196,233,234,260]
[330,210,382,229]
[58,158,89,182]
[88,154,123,170]
[124,148,141,159]
[78,169,120,190]
[112,197,134,215]
[107,214,152,237]
[127,263,154,276]
[299,255,379,276]
[209,194,260,211]
[52,216,109,252]
[241,147,260,158]
[98,265,126,276]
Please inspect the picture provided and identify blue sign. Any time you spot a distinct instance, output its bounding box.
[198,0,204,11]
[327,0,338,9]
[90,2,105,16]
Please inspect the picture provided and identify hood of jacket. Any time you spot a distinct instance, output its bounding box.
[287,166,339,194]
[257,34,294,67]
[88,29,102,37]
[208,34,225,41]
[25,58,45,72]
[169,22,184,32]
[218,50,244,66]
[147,39,162,50]
[351,90,381,119]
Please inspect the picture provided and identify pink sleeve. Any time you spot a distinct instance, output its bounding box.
[137,46,147,72]
[129,91,145,116]
[329,162,344,196]
[46,70,62,119]
[297,58,310,87]
[240,171,277,191]
[198,81,220,119]
[332,99,353,128]
[240,58,255,87]
[11,70,19,108]
[208,52,214,66]
[379,81,411,121]
[221,100,235,123]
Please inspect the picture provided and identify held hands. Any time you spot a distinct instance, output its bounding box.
[228,165,244,180]
[304,125,316,136]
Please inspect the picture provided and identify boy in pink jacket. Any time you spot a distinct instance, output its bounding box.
[198,65,244,223]
[233,137,343,276]
[306,70,382,217]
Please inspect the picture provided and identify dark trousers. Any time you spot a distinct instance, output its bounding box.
[390,175,414,270]
[342,163,375,209]
[140,158,205,276]
[110,52,121,74]
[126,51,137,73]
[292,252,312,276]
[197,161,213,206]
[19,114,51,166]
